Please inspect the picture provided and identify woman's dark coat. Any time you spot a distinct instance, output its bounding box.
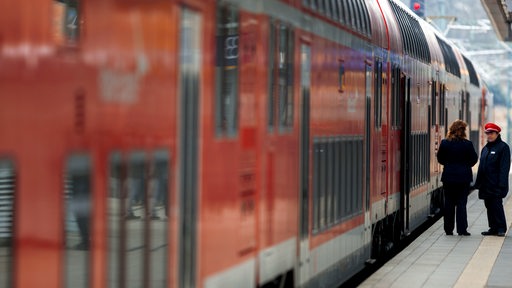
[474,135,511,199]
[437,138,478,184]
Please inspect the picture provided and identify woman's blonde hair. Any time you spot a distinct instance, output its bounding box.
[446,119,467,140]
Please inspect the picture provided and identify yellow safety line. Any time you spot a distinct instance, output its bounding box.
[454,195,512,287]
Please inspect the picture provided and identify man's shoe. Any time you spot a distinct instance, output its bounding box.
[481,230,498,236]
[445,231,453,235]
[458,231,471,236]
[497,231,506,237]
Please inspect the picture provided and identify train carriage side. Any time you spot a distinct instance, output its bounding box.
[292,0,383,286]
[362,0,406,259]
[377,0,442,241]
[418,17,451,218]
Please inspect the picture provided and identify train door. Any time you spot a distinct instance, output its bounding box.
[400,76,411,235]
[260,17,297,286]
[298,43,311,286]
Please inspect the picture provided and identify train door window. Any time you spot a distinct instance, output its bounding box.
[439,84,446,126]
[215,3,239,137]
[107,150,170,288]
[64,154,91,288]
[391,65,401,128]
[268,20,294,133]
[465,91,471,126]
[0,159,15,288]
[52,0,81,45]
[374,59,383,128]
[431,80,437,126]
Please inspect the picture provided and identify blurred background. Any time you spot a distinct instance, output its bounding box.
[403,0,512,142]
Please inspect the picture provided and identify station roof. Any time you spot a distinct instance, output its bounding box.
[480,0,512,41]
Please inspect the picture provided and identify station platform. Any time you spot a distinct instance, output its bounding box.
[360,187,512,288]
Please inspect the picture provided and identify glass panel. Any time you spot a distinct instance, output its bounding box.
[215,4,239,137]
[64,154,91,288]
[268,20,276,131]
[149,150,169,288]
[0,159,14,288]
[278,24,294,131]
[108,152,122,287]
[126,151,145,288]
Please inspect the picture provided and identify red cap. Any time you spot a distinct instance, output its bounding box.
[484,122,501,133]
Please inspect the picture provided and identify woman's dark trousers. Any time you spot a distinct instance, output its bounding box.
[443,183,470,234]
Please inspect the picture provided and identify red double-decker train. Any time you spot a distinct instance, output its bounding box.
[0,0,492,287]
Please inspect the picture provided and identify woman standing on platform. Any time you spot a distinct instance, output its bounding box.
[474,122,510,237]
[437,120,479,236]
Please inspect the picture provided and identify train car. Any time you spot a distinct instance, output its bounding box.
[0,0,491,287]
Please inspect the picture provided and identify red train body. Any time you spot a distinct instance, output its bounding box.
[0,0,492,287]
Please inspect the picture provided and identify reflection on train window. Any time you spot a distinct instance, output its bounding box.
[312,136,363,233]
[215,3,239,137]
[108,150,169,288]
[64,154,91,288]
[52,0,81,45]
[0,159,15,288]
[268,20,294,133]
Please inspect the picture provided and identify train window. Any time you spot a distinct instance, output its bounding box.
[312,136,363,234]
[325,0,333,18]
[374,59,383,128]
[52,0,81,45]
[310,0,318,10]
[463,56,479,87]
[340,0,349,25]
[331,0,340,22]
[351,0,363,32]
[346,0,356,28]
[268,20,294,133]
[215,4,239,138]
[391,65,402,128]
[390,2,431,63]
[0,159,15,288]
[107,150,169,288]
[431,80,437,126]
[359,0,371,36]
[317,0,326,14]
[64,154,91,288]
[439,84,446,126]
